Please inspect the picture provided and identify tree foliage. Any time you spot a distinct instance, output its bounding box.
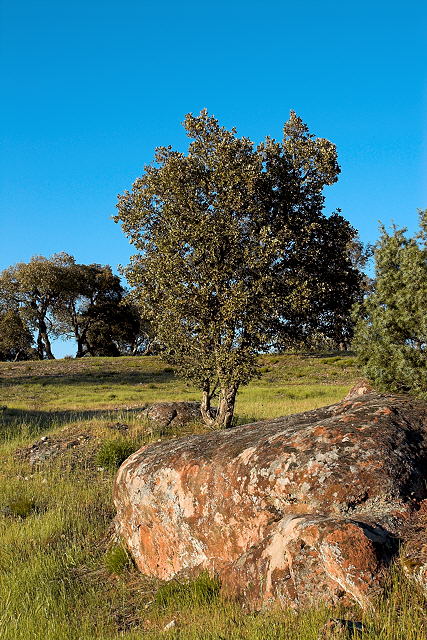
[0,256,151,360]
[0,253,74,359]
[53,262,126,357]
[0,310,34,361]
[92,299,157,357]
[115,110,364,427]
[353,210,427,397]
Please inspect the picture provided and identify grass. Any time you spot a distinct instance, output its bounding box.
[96,438,140,469]
[0,353,425,639]
[104,545,134,574]
[0,353,358,415]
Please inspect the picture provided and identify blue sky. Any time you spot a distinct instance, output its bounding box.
[1,1,426,355]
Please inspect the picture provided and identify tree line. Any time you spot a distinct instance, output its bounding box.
[0,254,154,361]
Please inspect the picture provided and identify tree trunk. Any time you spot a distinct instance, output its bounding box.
[36,331,44,359]
[13,349,23,362]
[43,335,55,359]
[76,337,85,358]
[37,317,55,359]
[75,328,91,358]
[200,380,239,429]
[200,380,216,427]
[41,331,55,359]
[214,384,238,428]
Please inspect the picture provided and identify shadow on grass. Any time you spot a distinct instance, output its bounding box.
[0,406,155,441]
[282,351,355,358]
[0,368,176,389]
[1,406,266,442]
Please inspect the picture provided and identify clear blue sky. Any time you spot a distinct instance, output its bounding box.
[1,1,426,355]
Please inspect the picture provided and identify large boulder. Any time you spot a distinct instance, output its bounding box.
[113,393,427,609]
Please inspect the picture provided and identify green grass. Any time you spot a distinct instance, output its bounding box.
[96,437,141,469]
[0,354,425,639]
[0,353,358,415]
[104,544,134,574]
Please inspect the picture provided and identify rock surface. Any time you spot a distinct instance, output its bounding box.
[400,498,427,592]
[343,379,374,401]
[138,402,202,429]
[113,393,427,609]
[17,432,94,466]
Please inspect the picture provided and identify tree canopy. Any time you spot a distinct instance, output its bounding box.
[53,262,126,357]
[115,110,364,427]
[353,210,427,397]
[0,310,34,361]
[0,253,74,359]
[0,255,151,360]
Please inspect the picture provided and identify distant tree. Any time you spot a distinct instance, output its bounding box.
[0,253,74,359]
[98,299,157,356]
[0,310,34,361]
[115,110,364,428]
[53,263,126,357]
[83,298,156,357]
[0,256,151,359]
[353,210,427,396]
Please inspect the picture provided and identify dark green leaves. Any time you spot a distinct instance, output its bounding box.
[353,210,427,397]
[115,110,363,426]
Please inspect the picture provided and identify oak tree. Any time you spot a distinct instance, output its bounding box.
[0,253,74,359]
[116,110,363,427]
[53,262,125,357]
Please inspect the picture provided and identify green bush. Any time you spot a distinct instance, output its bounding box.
[95,438,136,469]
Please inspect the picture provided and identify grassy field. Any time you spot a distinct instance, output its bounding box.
[0,354,425,639]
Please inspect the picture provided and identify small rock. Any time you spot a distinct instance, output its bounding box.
[319,618,364,638]
[108,422,129,433]
[139,401,203,429]
[163,620,177,631]
[66,440,80,449]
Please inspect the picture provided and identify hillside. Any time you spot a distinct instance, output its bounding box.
[0,354,425,639]
[0,352,358,414]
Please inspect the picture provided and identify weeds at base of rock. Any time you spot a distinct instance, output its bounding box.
[154,572,222,610]
[95,438,139,469]
[104,545,134,575]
